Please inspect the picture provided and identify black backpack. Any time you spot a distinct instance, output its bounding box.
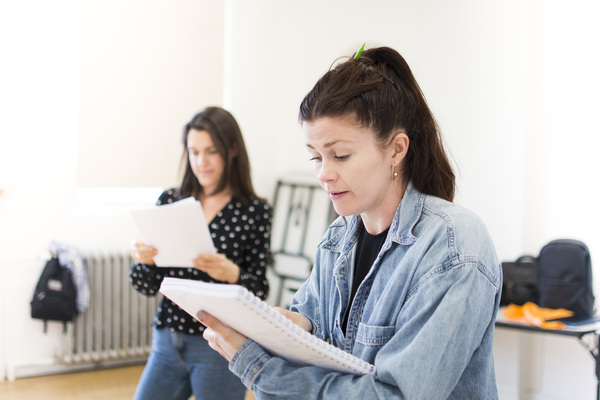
[31,256,78,333]
[537,239,595,319]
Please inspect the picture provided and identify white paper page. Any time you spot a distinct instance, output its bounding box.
[130,197,216,267]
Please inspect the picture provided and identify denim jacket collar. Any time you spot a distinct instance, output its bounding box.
[320,181,422,254]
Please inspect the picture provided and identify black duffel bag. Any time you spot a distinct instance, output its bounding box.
[500,255,538,306]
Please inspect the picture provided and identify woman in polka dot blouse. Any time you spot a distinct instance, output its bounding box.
[129,107,272,400]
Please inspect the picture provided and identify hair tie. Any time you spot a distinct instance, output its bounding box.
[354,42,366,60]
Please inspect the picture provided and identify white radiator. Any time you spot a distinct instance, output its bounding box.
[61,252,159,365]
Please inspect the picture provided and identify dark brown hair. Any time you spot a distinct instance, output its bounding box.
[180,106,257,205]
[299,46,455,202]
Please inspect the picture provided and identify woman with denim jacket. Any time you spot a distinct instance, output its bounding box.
[199,46,502,399]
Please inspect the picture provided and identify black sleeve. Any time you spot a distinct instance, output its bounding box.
[236,200,272,300]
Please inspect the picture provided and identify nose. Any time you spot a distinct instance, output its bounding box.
[317,159,336,184]
[195,152,207,167]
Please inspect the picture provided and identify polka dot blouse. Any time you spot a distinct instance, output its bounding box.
[129,189,272,335]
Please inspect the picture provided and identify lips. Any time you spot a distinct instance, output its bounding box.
[328,191,347,200]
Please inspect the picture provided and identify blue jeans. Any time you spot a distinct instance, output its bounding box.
[133,328,247,400]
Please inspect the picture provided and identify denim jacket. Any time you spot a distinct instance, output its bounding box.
[230,182,501,399]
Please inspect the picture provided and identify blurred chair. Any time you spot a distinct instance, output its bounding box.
[269,176,336,308]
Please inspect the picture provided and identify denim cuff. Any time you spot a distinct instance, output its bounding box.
[229,339,270,387]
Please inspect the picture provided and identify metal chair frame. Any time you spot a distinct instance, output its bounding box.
[269,178,335,307]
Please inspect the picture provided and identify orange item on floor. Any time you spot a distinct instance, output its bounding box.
[502,302,574,330]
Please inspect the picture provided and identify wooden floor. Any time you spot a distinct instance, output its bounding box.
[0,364,257,400]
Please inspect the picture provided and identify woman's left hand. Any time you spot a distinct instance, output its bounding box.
[193,253,240,283]
[198,311,247,362]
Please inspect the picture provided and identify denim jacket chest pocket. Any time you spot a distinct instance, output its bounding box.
[353,323,396,362]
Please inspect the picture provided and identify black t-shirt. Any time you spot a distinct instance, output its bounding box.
[342,225,389,333]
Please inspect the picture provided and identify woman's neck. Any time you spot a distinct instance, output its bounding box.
[198,189,233,223]
[361,179,408,235]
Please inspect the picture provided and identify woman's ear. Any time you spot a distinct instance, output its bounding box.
[390,131,409,167]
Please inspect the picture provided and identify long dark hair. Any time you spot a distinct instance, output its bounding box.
[299,46,455,202]
[179,106,257,205]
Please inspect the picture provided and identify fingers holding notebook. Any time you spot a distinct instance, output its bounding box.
[198,310,248,362]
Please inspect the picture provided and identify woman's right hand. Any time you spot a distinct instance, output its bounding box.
[130,239,158,265]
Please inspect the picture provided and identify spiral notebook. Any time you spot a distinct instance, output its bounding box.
[159,278,376,376]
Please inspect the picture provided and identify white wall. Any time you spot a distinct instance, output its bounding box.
[2,0,600,398]
[77,1,225,188]
[0,0,227,380]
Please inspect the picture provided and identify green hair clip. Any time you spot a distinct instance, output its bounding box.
[354,42,366,60]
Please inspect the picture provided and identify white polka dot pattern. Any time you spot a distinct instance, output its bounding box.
[129,189,272,335]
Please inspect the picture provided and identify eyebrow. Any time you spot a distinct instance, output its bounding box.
[187,144,217,150]
[305,140,352,149]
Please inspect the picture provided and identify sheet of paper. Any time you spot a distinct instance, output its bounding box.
[130,197,216,267]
